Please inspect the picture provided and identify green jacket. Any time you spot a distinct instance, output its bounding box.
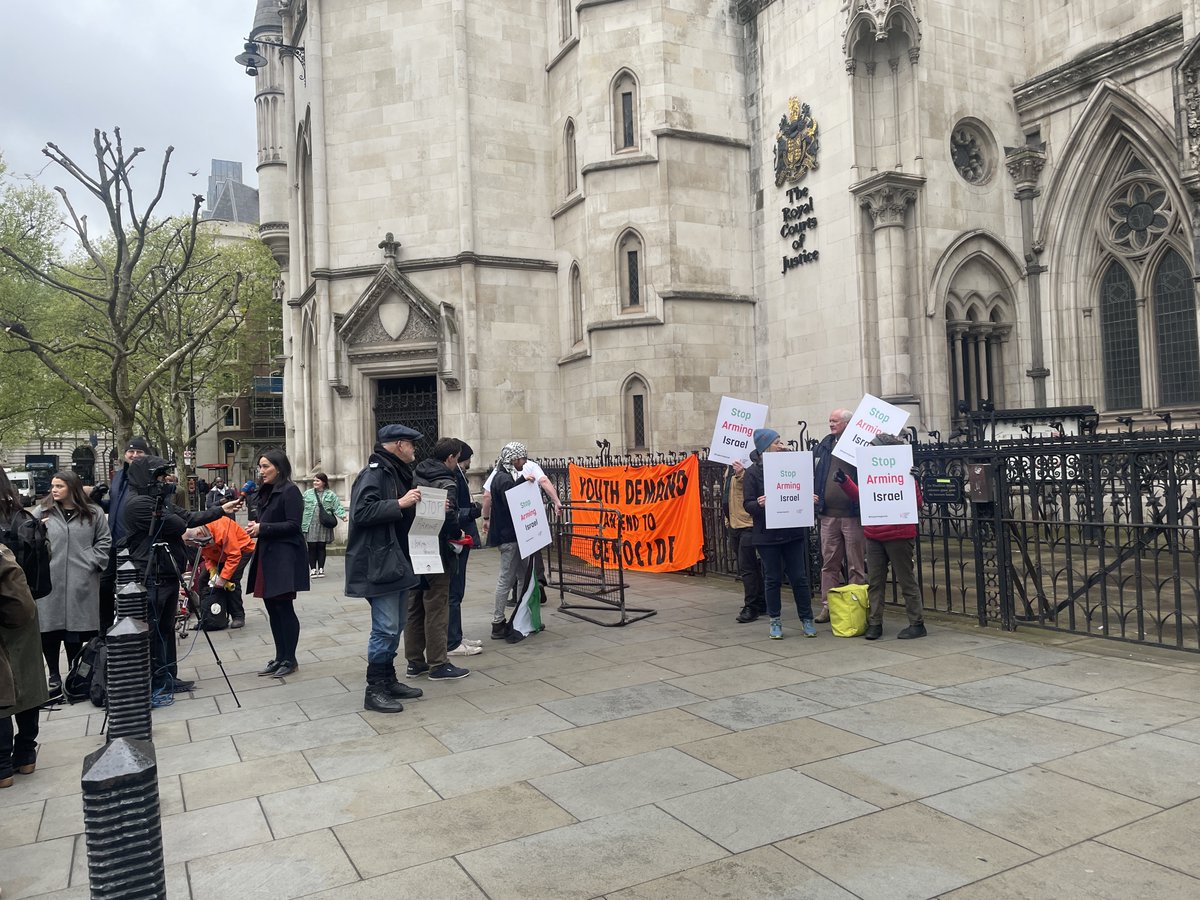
[0,545,42,712]
[301,487,346,532]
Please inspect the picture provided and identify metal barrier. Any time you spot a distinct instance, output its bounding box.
[546,503,655,626]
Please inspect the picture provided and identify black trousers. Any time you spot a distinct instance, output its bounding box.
[731,527,765,612]
[147,578,181,690]
[0,707,41,777]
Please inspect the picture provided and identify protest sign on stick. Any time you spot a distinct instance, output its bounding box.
[708,396,768,466]
[764,451,815,528]
[833,394,911,465]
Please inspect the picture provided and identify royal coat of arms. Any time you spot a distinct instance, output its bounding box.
[774,98,819,187]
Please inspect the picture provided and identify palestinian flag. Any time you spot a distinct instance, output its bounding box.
[507,566,543,641]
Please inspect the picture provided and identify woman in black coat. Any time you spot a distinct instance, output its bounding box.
[245,450,310,678]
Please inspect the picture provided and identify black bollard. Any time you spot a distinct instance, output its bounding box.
[116,581,149,622]
[81,737,166,899]
[104,617,152,742]
[116,549,140,588]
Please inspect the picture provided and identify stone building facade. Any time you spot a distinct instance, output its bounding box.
[243,0,1200,484]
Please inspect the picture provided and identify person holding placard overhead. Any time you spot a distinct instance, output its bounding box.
[835,433,926,640]
[743,428,816,640]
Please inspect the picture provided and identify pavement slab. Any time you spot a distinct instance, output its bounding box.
[914,710,1120,771]
[1096,797,1200,879]
[940,841,1200,899]
[1028,687,1200,736]
[186,828,359,900]
[684,688,834,731]
[678,717,878,779]
[604,845,857,900]
[813,693,993,742]
[542,707,731,765]
[781,802,1035,900]
[659,769,878,852]
[456,805,728,900]
[923,766,1161,852]
[1040,732,1200,807]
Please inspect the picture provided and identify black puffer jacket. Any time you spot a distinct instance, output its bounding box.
[344,448,420,598]
[742,459,809,548]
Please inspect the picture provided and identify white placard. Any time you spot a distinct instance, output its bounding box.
[832,394,911,465]
[764,451,815,529]
[708,396,769,465]
[505,479,552,559]
[856,444,918,526]
[408,486,449,574]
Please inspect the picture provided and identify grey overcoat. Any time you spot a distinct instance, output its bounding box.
[36,503,111,633]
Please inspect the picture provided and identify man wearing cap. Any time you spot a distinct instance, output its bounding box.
[447,440,484,656]
[93,436,150,629]
[487,441,538,639]
[345,424,426,713]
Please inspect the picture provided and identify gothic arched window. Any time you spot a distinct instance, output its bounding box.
[616,229,644,310]
[623,375,649,451]
[564,119,578,196]
[560,0,573,43]
[612,70,639,153]
[1154,248,1200,405]
[569,264,583,344]
[1099,260,1141,411]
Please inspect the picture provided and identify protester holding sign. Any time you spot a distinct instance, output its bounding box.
[813,408,865,624]
[742,428,816,640]
[488,442,537,639]
[837,434,926,641]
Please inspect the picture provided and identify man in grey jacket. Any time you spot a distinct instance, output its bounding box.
[345,424,426,713]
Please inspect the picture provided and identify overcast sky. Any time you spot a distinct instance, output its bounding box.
[0,1,260,227]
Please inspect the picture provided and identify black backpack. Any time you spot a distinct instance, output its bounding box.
[63,636,107,707]
[199,587,230,631]
[0,510,52,600]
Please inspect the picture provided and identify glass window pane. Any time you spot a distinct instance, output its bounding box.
[1154,249,1200,405]
[633,394,645,448]
[622,92,634,148]
[627,250,639,306]
[1099,260,1142,409]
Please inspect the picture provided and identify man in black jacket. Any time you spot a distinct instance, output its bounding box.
[405,438,470,681]
[345,424,426,713]
[446,441,483,656]
[122,456,241,698]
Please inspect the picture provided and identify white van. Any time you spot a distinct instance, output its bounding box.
[7,471,35,506]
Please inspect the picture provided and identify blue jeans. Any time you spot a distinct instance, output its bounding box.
[366,591,409,666]
[447,546,471,648]
[756,538,812,621]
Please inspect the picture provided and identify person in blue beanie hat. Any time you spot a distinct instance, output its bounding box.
[742,427,816,639]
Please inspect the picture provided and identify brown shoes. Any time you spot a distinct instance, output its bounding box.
[814,607,830,624]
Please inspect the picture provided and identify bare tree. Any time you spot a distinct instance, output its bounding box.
[0,128,244,451]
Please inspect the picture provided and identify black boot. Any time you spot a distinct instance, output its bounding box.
[491,619,508,640]
[363,662,405,713]
[384,664,423,700]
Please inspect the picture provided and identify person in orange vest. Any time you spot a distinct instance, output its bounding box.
[183,517,256,629]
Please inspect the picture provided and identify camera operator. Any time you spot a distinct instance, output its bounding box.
[121,456,241,699]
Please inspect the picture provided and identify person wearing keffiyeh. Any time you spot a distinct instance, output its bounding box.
[486,442,535,639]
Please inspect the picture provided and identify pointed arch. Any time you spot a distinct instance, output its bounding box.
[610,68,641,153]
[563,118,578,196]
[569,262,583,344]
[1039,80,1197,413]
[616,227,646,310]
[621,372,650,451]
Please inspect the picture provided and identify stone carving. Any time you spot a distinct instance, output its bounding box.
[1105,179,1171,254]
[1183,66,1200,172]
[951,126,988,184]
[861,184,917,227]
[842,0,922,60]
[773,98,820,187]
[1004,144,1047,193]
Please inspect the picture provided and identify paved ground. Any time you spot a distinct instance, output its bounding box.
[3,550,1200,899]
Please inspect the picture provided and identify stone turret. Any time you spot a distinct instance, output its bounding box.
[251,0,288,266]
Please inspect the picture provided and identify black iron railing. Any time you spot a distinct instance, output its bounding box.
[540,428,1200,652]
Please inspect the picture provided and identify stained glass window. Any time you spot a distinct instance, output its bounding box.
[1154,249,1200,405]
[1099,260,1141,410]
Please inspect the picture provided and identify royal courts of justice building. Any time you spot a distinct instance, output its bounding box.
[240,0,1200,487]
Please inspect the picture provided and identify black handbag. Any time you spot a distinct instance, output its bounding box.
[317,497,337,529]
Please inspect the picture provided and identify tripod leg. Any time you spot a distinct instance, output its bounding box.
[200,628,242,708]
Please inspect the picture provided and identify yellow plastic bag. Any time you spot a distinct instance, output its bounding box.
[827,583,869,637]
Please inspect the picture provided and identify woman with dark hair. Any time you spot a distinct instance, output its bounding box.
[245,450,310,678]
[301,472,346,578]
[36,471,111,694]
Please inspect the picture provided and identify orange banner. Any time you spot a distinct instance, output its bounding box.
[567,456,705,572]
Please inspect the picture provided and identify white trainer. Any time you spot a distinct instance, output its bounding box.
[448,642,483,656]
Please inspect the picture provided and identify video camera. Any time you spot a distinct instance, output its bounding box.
[144,461,179,499]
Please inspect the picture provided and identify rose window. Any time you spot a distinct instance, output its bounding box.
[1107,181,1171,252]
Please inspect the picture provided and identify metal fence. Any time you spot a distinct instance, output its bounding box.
[539,428,1200,653]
